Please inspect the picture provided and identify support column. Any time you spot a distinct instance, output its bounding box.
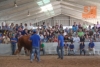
[51,17,54,26]
[69,16,70,26]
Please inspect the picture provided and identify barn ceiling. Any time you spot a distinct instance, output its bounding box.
[0,0,100,24]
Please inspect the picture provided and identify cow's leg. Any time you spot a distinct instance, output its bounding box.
[24,48,30,56]
[15,43,22,59]
[24,48,27,55]
[15,45,22,55]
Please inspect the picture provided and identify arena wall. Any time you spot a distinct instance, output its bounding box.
[0,42,100,55]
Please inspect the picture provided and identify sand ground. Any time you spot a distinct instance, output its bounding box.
[0,55,100,67]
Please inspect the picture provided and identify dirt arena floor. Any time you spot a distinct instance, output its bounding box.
[0,55,100,67]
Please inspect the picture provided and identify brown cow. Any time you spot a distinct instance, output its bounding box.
[15,35,32,55]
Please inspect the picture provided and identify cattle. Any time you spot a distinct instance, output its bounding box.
[15,35,32,55]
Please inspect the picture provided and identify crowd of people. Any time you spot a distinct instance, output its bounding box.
[0,21,100,44]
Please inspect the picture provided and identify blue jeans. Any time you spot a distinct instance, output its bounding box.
[30,47,40,61]
[57,46,64,59]
[68,49,75,55]
[80,49,85,55]
[11,44,16,55]
[0,40,2,43]
[40,47,45,55]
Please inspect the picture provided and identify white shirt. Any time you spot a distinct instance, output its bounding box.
[40,35,44,40]
[73,36,80,42]
[27,25,33,30]
[96,24,100,28]
[24,25,33,30]
[63,32,67,36]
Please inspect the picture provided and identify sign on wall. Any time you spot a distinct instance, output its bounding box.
[82,6,97,19]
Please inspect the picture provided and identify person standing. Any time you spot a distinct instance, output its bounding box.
[11,35,17,55]
[30,30,41,63]
[57,31,64,59]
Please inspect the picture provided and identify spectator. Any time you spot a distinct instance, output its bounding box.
[3,35,10,44]
[72,25,78,32]
[55,22,59,30]
[15,24,19,31]
[87,25,92,31]
[83,22,87,29]
[65,27,69,34]
[18,26,23,32]
[27,23,33,30]
[54,30,59,37]
[59,24,63,31]
[2,22,5,30]
[24,23,28,29]
[22,29,28,35]
[43,22,46,29]
[53,36,58,42]
[88,39,95,55]
[69,42,75,55]
[89,32,94,37]
[69,35,73,42]
[11,35,17,55]
[92,24,97,32]
[4,23,10,30]
[2,34,6,40]
[77,29,84,37]
[95,31,99,38]
[20,23,24,29]
[73,35,80,43]
[68,29,73,36]
[40,42,45,55]
[80,36,85,42]
[64,41,69,55]
[79,42,85,55]
[43,35,48,42]
[39,33,44,42]
[96,21,100,29]
[18,32,22,39]
[64,35,69,42]
[78,22,82,29]
[9,23,14,31]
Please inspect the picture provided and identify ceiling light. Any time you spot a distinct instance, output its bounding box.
[14,0,18,7]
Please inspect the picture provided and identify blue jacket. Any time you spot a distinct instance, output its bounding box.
[30,34,40,47]
[11,38,17,45]
[80,44,85,49]
[89,42,95,48]
[69,44,74,49]
[72,25,78,32]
